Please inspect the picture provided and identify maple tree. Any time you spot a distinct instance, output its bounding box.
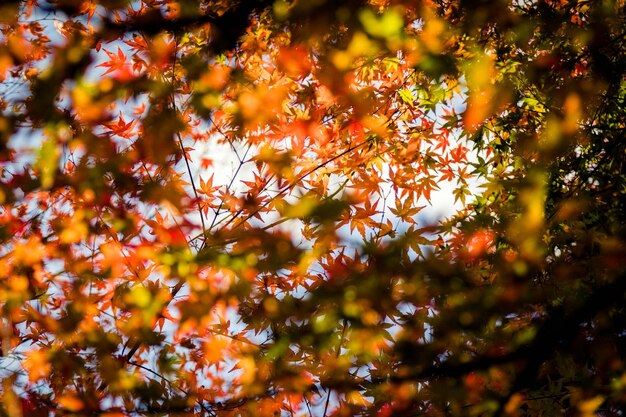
[1,0,626,416]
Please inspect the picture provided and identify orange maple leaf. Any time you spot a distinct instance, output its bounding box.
[97,47,132,79]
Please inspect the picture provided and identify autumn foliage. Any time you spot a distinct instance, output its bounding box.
[1,0,626,416]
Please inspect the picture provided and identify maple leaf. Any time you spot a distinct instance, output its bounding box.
[104,112,138,138]
[96,47,131,78]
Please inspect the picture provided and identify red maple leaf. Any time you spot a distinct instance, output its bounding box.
[96,47,132,79]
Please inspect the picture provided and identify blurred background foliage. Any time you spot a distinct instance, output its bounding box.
[0,0,625,416]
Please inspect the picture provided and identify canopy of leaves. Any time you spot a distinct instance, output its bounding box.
[1,0,625,416]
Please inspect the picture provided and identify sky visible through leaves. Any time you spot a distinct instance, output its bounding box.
[1,0,626,416]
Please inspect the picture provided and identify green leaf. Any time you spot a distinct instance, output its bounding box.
[399,88,415,107]
[359,8,404,40]
[37,137,60,189]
